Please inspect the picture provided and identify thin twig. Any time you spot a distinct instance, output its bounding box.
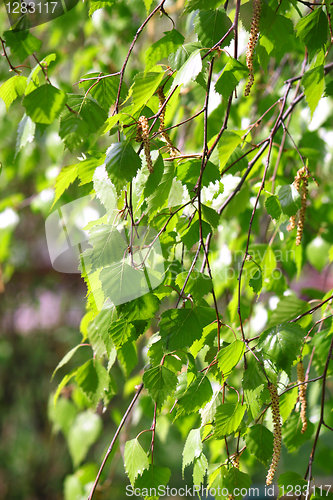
[87,384,144,500]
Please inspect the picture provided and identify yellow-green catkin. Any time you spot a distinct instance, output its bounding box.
[287,167,309,245]
[297,359,307,434]
[137,116,153,173]
[296,173,308,246]
[266,384,282,486]
[244,0,261,97]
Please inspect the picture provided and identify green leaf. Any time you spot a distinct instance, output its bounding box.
[168,42,201,71]
[181,219,211,249]
[64,94,108,134]
[143,365,178,410]
[159,306,216,351]
[48,397,77,437]
[15,114,36,156]
[193,453,208,487]
[217,340,245,380]
[124,438,150,486]
[277,472,307,499]
[147,161,175,216]
[242,361,265,421]
[324,80,333,97]
[134,465,171,500]
[256,323,305,376]
[257,5,294,71]
[295,8,328,57]
[53,164,78,206]
[75,359,109,405]
[282,412,314,452]
[201,204,220,228]
[224,468,252,500]
[53,369,78,407]
[222,146,247,174]
[177,159,220,191]
[143,153,165,198]
[118,293,160,322]
[118,340,138,377]
[249,268,262,294]
[105,141,142,192]
[267,295,308,328]
[172,49,203,89]
[23,85,67,124]
[67,410,102,468]
[108,319,135,348]
[144,0,154,13]
[279,387,298,423]
[278,184,301,217]
[93,165,117,217]
[52,344,82,380]
[90,303,116,356]
[129,70,165,114]
[302,65,324,118]
[100,260,162,308]
[245,424,273,466]
[194,9,233,48]
[214,402,246,437]
[200,391,222,426]
[218,131,244,170]
[145,30,184,73]
[0,75,27,110]
[89,0,116,16]
[3,30,42,62]
[306,236,331,272]
[176,271,213,302]
[177,373,213,417]
[183,0,222,14]
[311,327,333,375]
[79,73,123,111]
[265,195,282,221]
[64,475,83,500]
[215,58,248,100]
[182,428,203,477]
[59,111,90,151]
[78,155,105,185]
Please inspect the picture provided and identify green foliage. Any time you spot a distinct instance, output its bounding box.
[23,84,67,124]
[245,424,273,466]
[124,438,150,485]
[1,0,333,498]
[257,323,305,376]
[0,75,27,110]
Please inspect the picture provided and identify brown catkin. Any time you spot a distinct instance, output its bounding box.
[297,359,307,434]
[287,167,309,241]
[244,0,261,97]
[266,384,282,486]
[0,262,4,293]
[231,453,240,469]
[137,116,153,173]
[156,87,179,158]
[296,174,308,246]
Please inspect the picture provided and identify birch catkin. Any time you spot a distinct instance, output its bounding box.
[297,359,307,434]
[287,166,309,245]
[296,173,308,246]
[244,0,262,97]
[137,115,153,173]
[266,384,282,486]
